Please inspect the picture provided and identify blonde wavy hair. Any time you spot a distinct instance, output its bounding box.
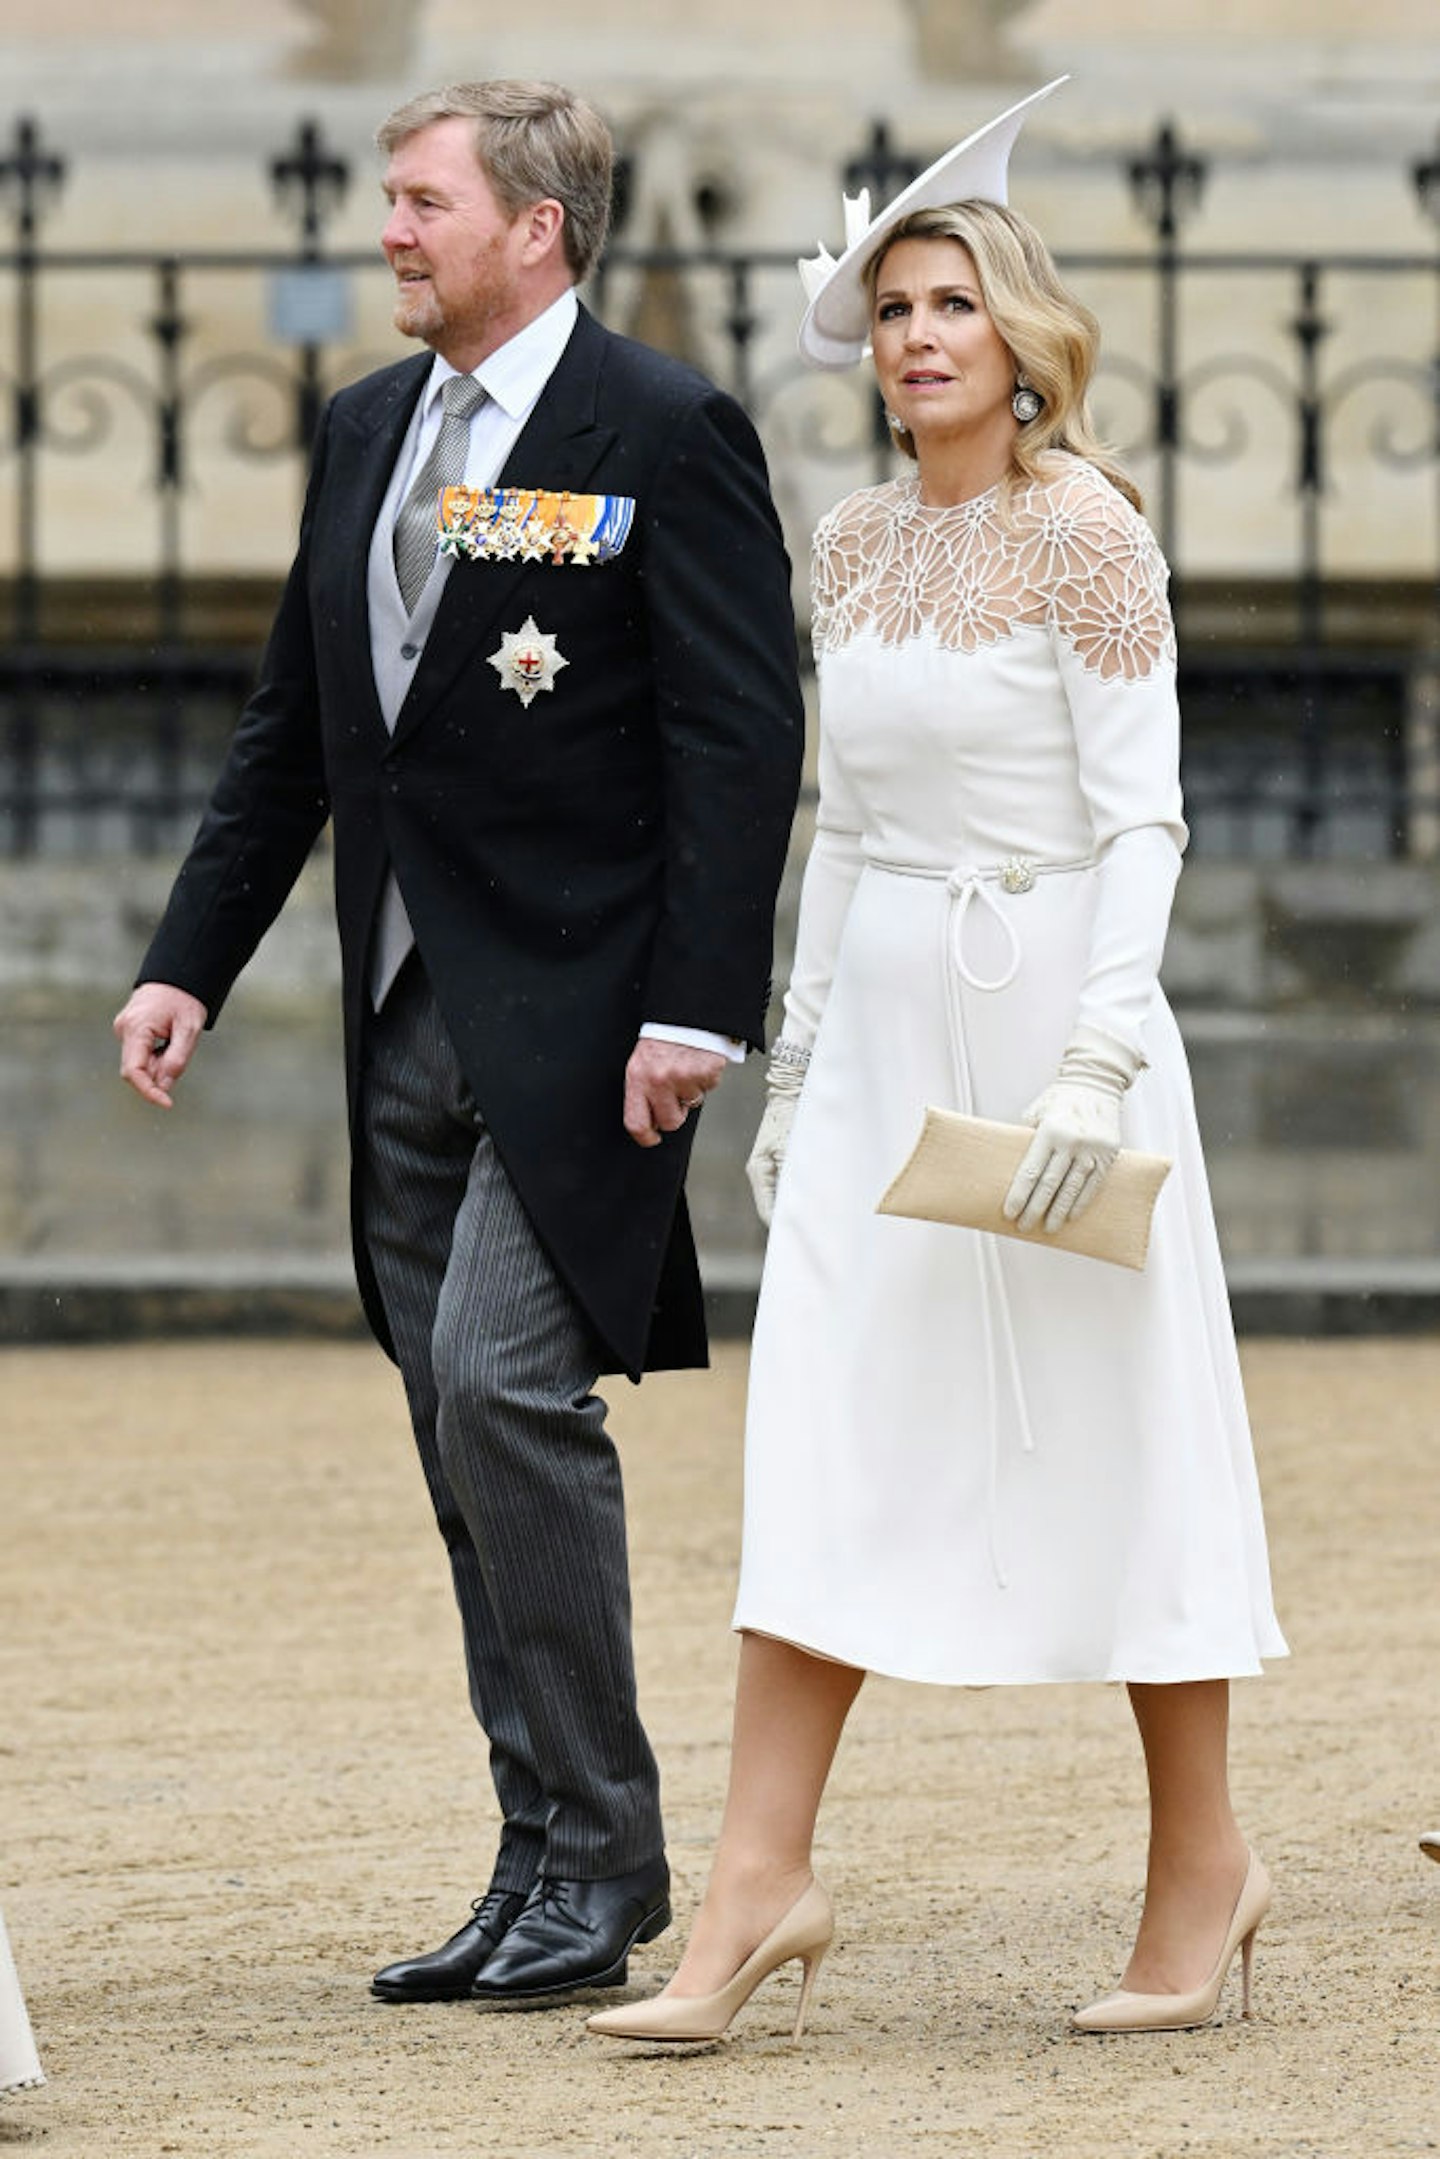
[863,200,1141,511]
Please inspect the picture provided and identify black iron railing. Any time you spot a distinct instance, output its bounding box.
[4,112,1440,858]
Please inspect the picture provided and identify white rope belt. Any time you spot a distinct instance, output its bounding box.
[865,851,1096,996]
[864,850,1095,1587]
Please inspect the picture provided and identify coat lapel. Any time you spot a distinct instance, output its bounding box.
[390,308,618,746]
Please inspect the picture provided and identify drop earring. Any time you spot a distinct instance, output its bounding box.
[884,409,907,436]
[1011,374,1043,424]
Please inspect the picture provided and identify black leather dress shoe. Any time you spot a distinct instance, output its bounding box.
[371,1889,528,2001]
[469,1860,671,2001]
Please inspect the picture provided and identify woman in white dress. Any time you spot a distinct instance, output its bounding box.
[590,84,1285,2048]
[0,1910,44,2098]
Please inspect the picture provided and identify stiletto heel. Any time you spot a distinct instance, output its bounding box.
[1070,1850,1271,2035]
[1239,1919,1257,2018]
[586,1878,834,2044]
[792,1942,826,2039]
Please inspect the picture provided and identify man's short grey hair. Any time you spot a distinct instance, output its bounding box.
[377,79,613,282]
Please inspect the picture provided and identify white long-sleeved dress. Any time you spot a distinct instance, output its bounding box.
[0,1910,43,2098]
[732,457,1286,1685]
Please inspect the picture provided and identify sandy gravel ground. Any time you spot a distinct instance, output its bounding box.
[1,1336,1438,2159]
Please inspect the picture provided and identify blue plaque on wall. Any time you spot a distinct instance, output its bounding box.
[267,266,353,344]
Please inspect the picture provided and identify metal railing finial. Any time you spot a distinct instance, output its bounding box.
[1126,119,1207,245]
[0,115,66,249]
[269,117,350,257]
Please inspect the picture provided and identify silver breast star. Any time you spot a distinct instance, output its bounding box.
[489,617,569,708]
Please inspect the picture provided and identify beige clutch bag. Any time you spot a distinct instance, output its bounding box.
[876,1108,1172,1271]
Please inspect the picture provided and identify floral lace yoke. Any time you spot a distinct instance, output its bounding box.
[811,456,1177,685]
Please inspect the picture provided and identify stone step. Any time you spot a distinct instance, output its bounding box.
[4,1250,1440,1345]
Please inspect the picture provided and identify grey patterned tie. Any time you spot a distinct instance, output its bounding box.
[392,373,487,613]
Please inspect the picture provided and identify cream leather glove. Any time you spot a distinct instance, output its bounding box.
[745,1041,808,1226]
[1003,1025,1141,1234]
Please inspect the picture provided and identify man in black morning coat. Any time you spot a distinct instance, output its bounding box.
[114,79,803,2005]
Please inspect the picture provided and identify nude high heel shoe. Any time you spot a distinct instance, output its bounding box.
[1070,1850,1271,2034]
[586,1878,833,2043]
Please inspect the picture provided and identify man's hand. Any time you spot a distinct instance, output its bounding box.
[623,1039,726,1149]
[113,983,209,1109]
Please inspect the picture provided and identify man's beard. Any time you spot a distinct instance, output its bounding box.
[393,277,444,343]
[389,236,514,351]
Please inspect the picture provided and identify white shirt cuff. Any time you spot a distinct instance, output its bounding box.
[640,1022,746,1064]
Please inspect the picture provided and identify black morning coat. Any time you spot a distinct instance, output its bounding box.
[138,304,805,1379]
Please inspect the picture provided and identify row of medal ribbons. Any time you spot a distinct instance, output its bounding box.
[438,485,636,565]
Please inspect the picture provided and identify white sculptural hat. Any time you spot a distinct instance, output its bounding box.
[797,76,1068,371]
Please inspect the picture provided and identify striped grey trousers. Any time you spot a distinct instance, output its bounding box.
[359,957,664,1886]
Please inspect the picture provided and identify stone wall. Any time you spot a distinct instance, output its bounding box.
[4,850,1439,1291]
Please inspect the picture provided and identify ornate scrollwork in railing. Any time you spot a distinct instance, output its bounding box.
[4,108,1440,858]
[1324,356,1437,474]
[32,353,162,462]
[181,352,313,465]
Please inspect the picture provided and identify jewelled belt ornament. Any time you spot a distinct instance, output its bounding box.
[437,485,636,566]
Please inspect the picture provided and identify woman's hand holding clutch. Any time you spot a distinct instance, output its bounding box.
[1003,1025,1140,1233]
[746,1039,810,1225]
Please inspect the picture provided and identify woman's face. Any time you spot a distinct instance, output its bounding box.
[870,235,1016,452]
